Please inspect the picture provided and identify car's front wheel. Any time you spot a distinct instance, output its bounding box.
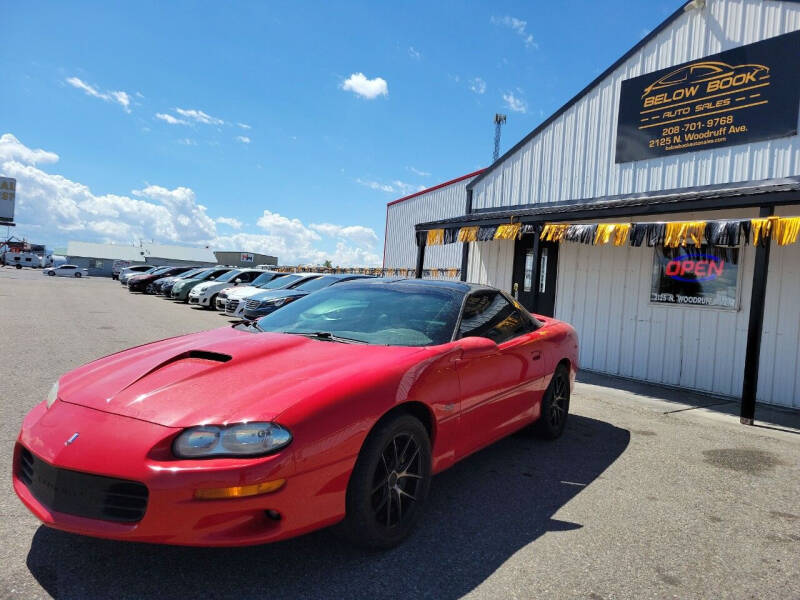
[48,271,55,276]
[74,272,82,278]
[533,363,570,440]
[338,413,431,549]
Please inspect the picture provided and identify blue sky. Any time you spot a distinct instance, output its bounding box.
[2,0,679,265]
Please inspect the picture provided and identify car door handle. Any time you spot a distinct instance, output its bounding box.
[531,351,542,361]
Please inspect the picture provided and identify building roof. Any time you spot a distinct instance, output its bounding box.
[417,176,800,230]
[66,241,143,261]
[387,169,485,207]
[66,241,217,263]
[468,0,698,190]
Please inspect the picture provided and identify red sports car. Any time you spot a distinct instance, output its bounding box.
[13,279,579,548]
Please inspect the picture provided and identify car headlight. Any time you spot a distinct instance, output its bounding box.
[261,297,293,308]
[46,381,59,409]
[173,422,292,458]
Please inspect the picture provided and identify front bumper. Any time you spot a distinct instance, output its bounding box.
[13,401,349,546]
[188,293,211,306]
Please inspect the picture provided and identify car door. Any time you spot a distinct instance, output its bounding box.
[455,291,548,456]
[57,266,75,277]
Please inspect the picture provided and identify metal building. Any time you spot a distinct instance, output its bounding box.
[383,170,483,278]
[409,0,800,412]
[66,241,218,276]
[213,251,278,268]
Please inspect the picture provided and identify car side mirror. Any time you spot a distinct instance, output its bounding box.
[458,335,498,358]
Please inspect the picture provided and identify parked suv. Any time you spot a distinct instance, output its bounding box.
[170,267,233,302]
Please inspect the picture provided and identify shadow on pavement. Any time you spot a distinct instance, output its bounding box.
[26,415,629,600]
[577,371,800,432]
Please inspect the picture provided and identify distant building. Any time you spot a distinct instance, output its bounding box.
[66,241,218,277]
[213,251,277,268]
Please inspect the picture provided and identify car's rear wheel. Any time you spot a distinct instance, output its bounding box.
[533,363,570,440]
[337,413,431,549]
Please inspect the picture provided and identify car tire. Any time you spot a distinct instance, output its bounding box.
[48,271,55,276]
[75,272,82,278]
[207,294,218,309]
[336,413,432,549]
[532,363,570,440]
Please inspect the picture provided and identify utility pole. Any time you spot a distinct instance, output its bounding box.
[493,113,507,163]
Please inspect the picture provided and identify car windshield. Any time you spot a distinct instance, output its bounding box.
[189,268,214,279]
[294,275,339,292]
[215,269,243,283]
[254,283,462,346]
[251,272,279,286]
[149,267,171,275]
[261,274,301,289]
[178,268,204,279]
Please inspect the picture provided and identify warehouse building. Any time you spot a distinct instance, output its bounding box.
[213,251,277,268]
[406,0,800,414]
[66,241,218,276]
[383,170,483,278]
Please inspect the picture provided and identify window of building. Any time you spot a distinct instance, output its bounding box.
[651,245,740,309]
[89,259,104,269]
[458,291,535,344]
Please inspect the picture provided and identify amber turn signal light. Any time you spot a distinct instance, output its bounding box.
[194,479,286,500]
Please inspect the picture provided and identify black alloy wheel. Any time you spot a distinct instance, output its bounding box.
[533,363,570,440]
[337,414,431,549]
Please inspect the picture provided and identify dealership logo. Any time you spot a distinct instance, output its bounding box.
[665,255,725,282]
[641,61,770,105]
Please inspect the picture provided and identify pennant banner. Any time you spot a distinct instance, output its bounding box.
[418,216,800,248]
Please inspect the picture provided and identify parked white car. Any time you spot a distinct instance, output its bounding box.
[43,265,88,278]
[187,268,262,309]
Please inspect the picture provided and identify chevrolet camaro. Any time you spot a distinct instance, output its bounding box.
[13,279,579,548]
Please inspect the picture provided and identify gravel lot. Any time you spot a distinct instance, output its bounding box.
[1,267,798,600]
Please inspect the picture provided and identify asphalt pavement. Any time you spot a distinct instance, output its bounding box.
[1,267,798,599]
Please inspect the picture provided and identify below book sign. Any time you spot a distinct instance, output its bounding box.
[616,29,800,163]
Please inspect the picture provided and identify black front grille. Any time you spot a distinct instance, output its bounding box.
[17,447,148,523]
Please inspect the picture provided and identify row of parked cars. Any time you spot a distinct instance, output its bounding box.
[117,264,371,320]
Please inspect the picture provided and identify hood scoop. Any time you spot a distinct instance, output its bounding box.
[118,350,232,394]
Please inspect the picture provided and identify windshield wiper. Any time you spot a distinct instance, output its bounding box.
[281,331,366,344]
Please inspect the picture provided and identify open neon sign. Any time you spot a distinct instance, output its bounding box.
[665,254,725,282]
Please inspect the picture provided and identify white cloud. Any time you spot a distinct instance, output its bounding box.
[65,76,133,112]
[355,177,425,195]
[341,73,388,99]
[175,108,224,125]
[155,112,188,125]
[503,91,528,113]
[2,133,381,266]
[490,15,538,49]
[237,122,252,130]
[469,77,487,95]
[235,135,251,144]
[216,216,242,229]
[309,223,378,247]
[0,133,59,165]
[408,46,422,60]
[355,178,395,193]
[177,138,196,146]
[407,166,430,177]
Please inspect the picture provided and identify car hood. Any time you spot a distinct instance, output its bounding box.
[250,289,306,301]
[192,281,228,294]
[227,285,261,299]
[57,327,429,428]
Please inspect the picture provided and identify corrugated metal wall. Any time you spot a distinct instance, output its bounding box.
[466,206,800,408]
[384,176,476,276]
[759,204,800,408]
[472,0,800,210]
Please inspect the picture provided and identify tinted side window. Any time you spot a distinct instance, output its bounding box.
[458,292,533,344]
